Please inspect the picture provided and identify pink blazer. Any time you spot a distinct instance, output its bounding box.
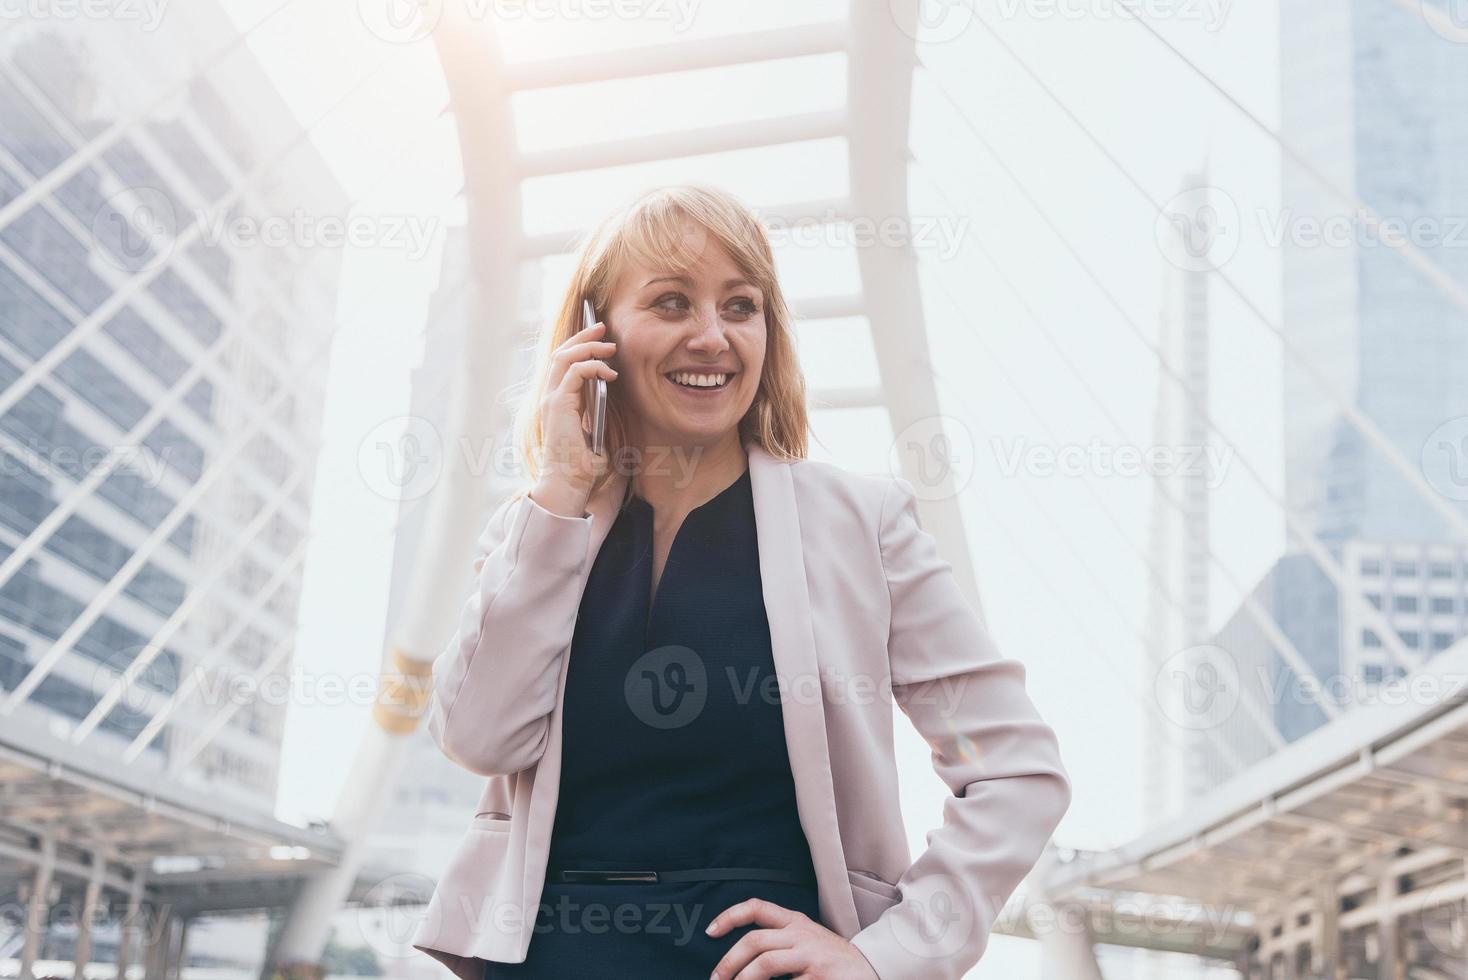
[411,440,1071,980]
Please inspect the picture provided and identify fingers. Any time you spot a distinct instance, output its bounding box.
[729,947,804,980]
[546,322,615,390]
[555,356,617,398]
[708,925,800,980]
[707,897,802,937]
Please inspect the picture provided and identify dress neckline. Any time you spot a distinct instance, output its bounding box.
[630,464,751,634]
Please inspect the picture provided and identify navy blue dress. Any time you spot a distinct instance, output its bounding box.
[484,464,822,977]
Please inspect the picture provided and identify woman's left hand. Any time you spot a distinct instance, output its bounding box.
[706,898,879,979]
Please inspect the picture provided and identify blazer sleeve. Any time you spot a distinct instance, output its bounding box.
[848,476,1073,980]
[424,490,592,776]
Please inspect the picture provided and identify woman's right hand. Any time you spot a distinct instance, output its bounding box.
[530,319,619,518]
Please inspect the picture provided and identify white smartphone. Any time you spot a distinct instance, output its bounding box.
[581,298,607,456]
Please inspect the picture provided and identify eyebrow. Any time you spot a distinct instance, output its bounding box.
[644,274,758,291]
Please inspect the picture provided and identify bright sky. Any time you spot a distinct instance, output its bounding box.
[212,1,1292,974]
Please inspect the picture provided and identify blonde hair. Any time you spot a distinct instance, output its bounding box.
[510,184,809,501]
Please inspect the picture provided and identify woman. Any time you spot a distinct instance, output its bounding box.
[411,185,1072,980]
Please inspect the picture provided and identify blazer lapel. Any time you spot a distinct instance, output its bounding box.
[747,444,862,937]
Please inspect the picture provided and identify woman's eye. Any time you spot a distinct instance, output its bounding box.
[653,293,688,313]
[726,298,760,317]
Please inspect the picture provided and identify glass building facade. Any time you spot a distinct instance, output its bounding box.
[0,7,344,811]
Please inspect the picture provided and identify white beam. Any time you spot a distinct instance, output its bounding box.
[504,21,848,89]
[518,110,846,177]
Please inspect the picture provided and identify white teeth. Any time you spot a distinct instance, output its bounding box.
[668,371,729,388]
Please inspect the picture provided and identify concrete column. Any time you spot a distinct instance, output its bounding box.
[1315,878,1340,980]
[1037,901,1105,980]
[74,848,108,980]
[168,916,190,980]
[19,835,56,980]
[115,869,147,980]
[1280,919,1298,980]
[143,903,172,980]
[1376,867,1397,980]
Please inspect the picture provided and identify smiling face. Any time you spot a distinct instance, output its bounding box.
[602,226,767,453]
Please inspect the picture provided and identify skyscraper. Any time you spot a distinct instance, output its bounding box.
[1201,0,1468,755]
[0,4,345,814]
[1279,0,1468,546]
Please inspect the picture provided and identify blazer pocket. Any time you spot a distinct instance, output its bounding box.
[846,869,901,930]
[471,810,512,832]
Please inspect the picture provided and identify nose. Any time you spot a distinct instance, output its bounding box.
[686,302,731,354]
